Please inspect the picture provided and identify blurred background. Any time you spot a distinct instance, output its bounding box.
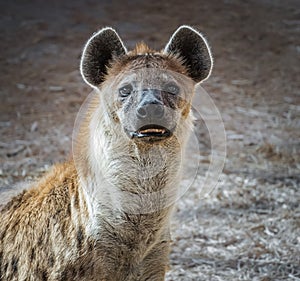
[0,0,299,280]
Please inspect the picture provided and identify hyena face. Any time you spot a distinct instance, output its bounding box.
[80,26,212,145]
[110,67,195,143]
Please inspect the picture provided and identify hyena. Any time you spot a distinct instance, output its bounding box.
[0,25,212,280]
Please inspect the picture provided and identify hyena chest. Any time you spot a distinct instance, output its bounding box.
[64,221,166,281]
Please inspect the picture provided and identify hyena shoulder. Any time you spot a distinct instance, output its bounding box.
[0,162,84,280]
[1,162,77,216]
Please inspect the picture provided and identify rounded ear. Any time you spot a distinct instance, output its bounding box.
[80,27,127,88]
[164,25,213,83]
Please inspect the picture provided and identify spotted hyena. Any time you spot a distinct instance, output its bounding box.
[0,25,212,280]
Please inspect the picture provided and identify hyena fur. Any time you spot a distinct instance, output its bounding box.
[0,25,213,281]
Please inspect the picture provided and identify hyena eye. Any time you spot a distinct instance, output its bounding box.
[119,84,133,98]
[164,83,180,95]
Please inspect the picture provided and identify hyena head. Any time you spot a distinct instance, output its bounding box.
[80,26,212,149]
[76,26,212,213]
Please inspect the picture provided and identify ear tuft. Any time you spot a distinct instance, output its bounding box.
[164,25,213,83]
[80,27,127,88]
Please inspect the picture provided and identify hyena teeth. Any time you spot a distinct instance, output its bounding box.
[139,129,166,134]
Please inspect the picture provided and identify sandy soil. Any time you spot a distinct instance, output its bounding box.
[0,0,299,280]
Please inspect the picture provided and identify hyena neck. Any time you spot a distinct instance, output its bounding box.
[74,103,184,238]
[79,126,180,228]
[86,137,182,213]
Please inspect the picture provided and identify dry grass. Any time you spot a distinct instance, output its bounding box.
[167,172,300,280]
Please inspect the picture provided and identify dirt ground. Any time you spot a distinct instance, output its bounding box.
[0,0,299,280]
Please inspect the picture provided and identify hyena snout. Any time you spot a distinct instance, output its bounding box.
[127,89,176,142]
[136,89,165,120]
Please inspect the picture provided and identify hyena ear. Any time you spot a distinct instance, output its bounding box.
[164,25,213,83]
[80,27,127,88]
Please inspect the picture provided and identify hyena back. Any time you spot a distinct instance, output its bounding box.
[0,25,212,281]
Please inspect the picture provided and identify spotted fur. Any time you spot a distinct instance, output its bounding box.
[0,25,212,280]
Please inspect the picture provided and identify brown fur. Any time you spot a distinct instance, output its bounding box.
[0,160,171,280]
[106,43,188,80]
[0,49,182,281]
[0,26,212,281]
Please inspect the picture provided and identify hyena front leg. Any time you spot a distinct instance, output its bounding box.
[134,241,170,281]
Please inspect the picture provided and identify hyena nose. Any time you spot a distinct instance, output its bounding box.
[136,103,165,119]
[136,89,165,120]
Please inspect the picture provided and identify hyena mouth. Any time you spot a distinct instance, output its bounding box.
[129,125,172,140]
